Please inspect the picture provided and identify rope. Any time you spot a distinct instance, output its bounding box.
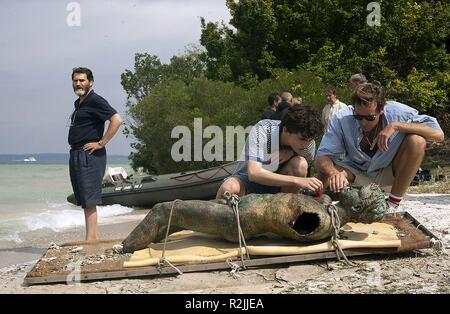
[327,204,357,266]
[170,165,234,182]
[223,191,250,270]
[225,258,242,279]
[430,238,447,255]
[415,224,447,255]
[157,199,183,275]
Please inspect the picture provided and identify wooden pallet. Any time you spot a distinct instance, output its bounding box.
[24,212,437,286]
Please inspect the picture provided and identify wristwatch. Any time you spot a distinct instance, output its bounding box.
[98,139,105,147]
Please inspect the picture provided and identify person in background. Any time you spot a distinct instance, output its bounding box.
[68,67,123,240]
[322,88,348,132]
[261,92,281,120]
[293,97,303,105]
[315,82,444,209]
[349,73,367,90]
[271,91,294,120]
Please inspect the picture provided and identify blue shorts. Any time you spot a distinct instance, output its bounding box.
[69,148,106,209]
[230,172,281,195]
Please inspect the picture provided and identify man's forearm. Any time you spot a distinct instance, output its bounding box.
[314,156,338,179]
[393,122,444,142]
[102,113,123,145]
[248,168,299,187]
[247,160,299,187]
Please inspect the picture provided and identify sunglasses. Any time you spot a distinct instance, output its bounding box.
[353,114,377,121]
[352,108,379,121]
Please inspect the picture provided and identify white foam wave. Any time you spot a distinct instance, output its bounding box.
[97,204,135,218]
[0,231,24,244]
[0,203,135,242]
[23,209,84,232]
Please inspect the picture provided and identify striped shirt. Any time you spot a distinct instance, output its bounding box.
[235,119,316,174]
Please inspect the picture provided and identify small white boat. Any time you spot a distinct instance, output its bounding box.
[24,157,37,162]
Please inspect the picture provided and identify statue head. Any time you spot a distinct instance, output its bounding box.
[338,184,387,223]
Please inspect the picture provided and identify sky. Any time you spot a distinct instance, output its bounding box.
[0,0,231,155]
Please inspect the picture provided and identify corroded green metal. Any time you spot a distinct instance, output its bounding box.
[122,184,387,253]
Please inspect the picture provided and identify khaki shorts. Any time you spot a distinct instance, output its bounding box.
[338,163,394,193]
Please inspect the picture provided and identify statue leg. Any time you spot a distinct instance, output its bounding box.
[122,200,236,253]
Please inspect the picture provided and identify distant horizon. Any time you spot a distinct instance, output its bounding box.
[0,152,130,157]
[0,153,130,164]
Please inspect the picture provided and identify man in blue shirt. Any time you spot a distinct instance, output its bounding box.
[315,83,444,208]
[217,105,324,198]
[68,67,123,240]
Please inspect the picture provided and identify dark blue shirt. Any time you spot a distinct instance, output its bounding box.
[68,90,117,145]
[271,101,290,120]
[260,108,275,120]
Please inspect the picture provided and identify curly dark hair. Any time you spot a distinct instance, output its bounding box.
[281,105,323,139]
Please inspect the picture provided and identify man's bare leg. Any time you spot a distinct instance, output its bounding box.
[216,177,246,199]
[84,206,98,240]
[391,134,426,197]
[279,156,308,193]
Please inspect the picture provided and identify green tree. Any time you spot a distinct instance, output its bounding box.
[121,46,206,105]
[121,47,207,171]
[127,69,329,173]
[389,68,448,112]
[121,53,164,104]
[200,0,449,112]
[200,0,277,84]
[124,0,450,172]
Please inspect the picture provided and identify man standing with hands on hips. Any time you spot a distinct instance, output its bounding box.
[68,67,123,240]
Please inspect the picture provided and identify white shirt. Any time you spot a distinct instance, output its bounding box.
[322,99,348,132]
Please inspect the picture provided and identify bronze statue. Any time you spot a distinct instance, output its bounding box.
[122,184,387,253]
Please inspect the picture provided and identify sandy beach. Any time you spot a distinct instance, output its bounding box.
[1,194,449,294]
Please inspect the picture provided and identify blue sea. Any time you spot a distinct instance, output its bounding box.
[0,161,136,243]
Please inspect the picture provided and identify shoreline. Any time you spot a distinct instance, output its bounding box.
[0,212,147,269]
[0,194,448,294]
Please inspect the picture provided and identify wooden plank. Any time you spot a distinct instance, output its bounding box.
[400,211,438,241]
[24,248,392,285]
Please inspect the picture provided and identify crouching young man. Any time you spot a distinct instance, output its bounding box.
[216,105,324,198]
[314,82,444,209]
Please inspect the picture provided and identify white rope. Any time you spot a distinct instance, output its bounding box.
[157,199,183,275]
[224,192,250,269]
[327,204,357,266]
[158,257,183,275]
[416,224,447,255]
[225,258,241,279]
[430,238,447,255]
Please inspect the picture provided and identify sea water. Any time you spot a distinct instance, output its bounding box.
[0,163,135,243]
